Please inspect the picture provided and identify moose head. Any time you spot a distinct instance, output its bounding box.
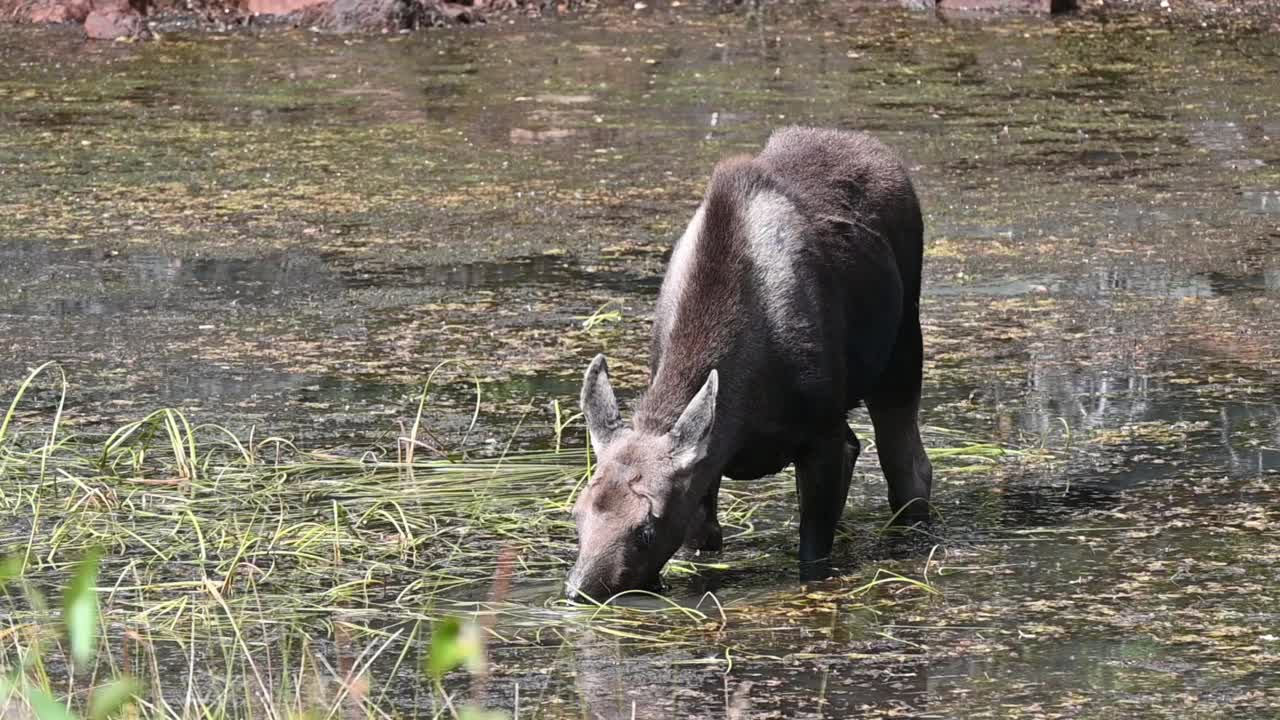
[565,354,718,602]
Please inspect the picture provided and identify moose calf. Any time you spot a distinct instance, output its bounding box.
[567,127,933,602]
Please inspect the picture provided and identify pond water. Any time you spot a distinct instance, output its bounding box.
[1,4,1278,718]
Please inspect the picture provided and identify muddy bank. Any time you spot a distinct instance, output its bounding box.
[2,0,590,38]
[5,0,1280,40]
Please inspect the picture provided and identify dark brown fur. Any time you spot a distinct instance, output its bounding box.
[569,127,933,601]
[636,157,763,434]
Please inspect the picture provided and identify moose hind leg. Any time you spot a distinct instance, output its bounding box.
[867,297,933,523]
[867,389,933,523]
[843,424,861,498]
[795,427,854,581]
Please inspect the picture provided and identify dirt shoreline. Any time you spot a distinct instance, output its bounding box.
[2,0,1279,40]
[1,0,597,38]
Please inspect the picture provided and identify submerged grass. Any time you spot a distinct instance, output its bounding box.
[0,363,1041,718]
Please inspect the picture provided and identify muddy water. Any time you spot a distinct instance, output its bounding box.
[2,4,1279,717]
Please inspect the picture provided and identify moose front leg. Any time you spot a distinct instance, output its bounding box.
[683,475,723,552]
[795,426,855,581]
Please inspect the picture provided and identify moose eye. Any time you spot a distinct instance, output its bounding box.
[635,521,655,547]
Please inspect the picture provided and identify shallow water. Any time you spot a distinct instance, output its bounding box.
[1,3,1278,717]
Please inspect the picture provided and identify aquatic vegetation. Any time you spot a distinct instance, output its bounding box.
[1,4,1278,716]
[0,362,1056,717]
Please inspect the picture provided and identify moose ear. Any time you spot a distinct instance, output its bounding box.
[580,354,623,458]
[669,369,717,472]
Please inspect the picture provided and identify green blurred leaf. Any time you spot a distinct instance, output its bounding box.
[426,617,484,681]
[89,677,139,720]
[0,555,22,584]
[23,685,76,720]
[63,548,103,667]
[427,617,463,680]
[458,707,508,720]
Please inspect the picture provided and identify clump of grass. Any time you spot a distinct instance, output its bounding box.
[0,363,1042,718]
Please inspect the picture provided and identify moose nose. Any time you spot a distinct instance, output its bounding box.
[565,569,593,604]
[565,570,582,603]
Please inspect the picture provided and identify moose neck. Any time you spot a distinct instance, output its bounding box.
[632,159,760,458]
[633,363,718,437]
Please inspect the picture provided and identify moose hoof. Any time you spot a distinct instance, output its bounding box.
[889,499,932,526]
[798,557,833,582]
